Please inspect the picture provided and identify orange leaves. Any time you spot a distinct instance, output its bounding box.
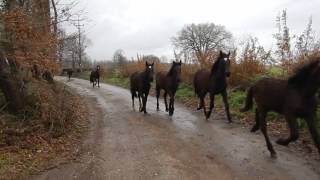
[2,8,58,72]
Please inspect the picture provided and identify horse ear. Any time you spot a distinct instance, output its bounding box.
[228,51,231,56]
[145,61,148,66]
[220,50,223,56]
[179,60,182,64]
[152,62,154,66]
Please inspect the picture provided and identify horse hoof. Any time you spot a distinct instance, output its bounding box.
[157,108,160,111]
[251,126,259,133]
[271,153,277,159]
[197,107,202,111]
[276,139,289,146]
[165,109,169,112]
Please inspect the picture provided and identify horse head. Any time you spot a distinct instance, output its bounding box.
[170,60,182,82]
[211,51,231,78]
[145,61,154,82]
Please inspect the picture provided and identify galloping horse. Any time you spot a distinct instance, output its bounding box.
[90,65,100,88]
[156,61,182,116]
[194,51,232,122]
[241,59,320,158]
[130,61,154,114]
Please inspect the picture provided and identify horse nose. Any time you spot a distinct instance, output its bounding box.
[226,72,231,77]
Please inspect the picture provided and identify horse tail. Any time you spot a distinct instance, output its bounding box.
[131,88,137,98]
[240,87,254,112]
[90,72,94,83]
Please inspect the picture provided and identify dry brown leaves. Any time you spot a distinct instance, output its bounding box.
[0,80,89,180]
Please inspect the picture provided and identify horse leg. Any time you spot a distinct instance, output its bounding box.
[97,77,100,88]
[131,91,135,109]
[138,93,142,112]
[276,115,299,146]
[169,93,175,116]
[222,90,232,123]
[305,114,320,154]
[201,95,208,120]
[205,94,215,120]
[251,108,260,132]
[164,92,169,112]
[156,88,160,111]
[259,109,277,158]
[197,96,204,110]
[143,93,149,114]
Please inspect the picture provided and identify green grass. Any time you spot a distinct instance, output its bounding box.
[103,73,130,88]
[176,84,194,98]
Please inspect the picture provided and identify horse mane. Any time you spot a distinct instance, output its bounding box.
[288,59,320,86]
[211,56,223,75]
[167,63,176,76]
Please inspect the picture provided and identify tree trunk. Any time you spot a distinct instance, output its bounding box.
[0,50,26,113]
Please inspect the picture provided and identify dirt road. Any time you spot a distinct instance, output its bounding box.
[34,77,320,180]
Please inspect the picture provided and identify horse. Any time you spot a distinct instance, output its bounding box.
[193,51,232,122]
[67,69,73,80]
[241,59,320,158]
[156,60,182,116]
[90,65,100,88]
[130,61,154,114]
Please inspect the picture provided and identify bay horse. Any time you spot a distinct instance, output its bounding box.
[90,65,100,88]
[194,51,232,122]
[241,59,320,158]
[156,60,182,116]
[130,61,154,114]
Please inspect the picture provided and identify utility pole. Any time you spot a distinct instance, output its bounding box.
[75,16,84,71]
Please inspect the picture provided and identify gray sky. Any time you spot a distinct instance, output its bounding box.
[65,0,320,60]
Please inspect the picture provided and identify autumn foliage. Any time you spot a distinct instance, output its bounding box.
[2,9,58,72]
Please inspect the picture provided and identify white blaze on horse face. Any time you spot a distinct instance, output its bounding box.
[148,65,152,69]
[224,57,228,61]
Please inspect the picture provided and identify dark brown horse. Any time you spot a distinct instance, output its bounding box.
[194,51,231,122]
[241,59,320,158]
[156,61,182,116]
[130,61,154,114]
[90,65,100,88]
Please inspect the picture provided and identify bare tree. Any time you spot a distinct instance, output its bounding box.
[172,23,233,67]
[142,54,160,63]
[273,10,292,70]
[60,32,91,70]
[295,17,319,57]
[113,49,127,66]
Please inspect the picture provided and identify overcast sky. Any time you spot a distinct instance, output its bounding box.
[64,0,320,61]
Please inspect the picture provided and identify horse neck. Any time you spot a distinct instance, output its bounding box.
[167,70,180,82]
[302,79,320,97]
[210,62,227,85]
[142,70,151,83]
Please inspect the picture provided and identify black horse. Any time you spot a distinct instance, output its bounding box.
[90,65,100,88]
[67,69,73,80]
[156,61,182,116]
[130,61,154,114]
[194,51,231,122]
[241,59,320,158]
